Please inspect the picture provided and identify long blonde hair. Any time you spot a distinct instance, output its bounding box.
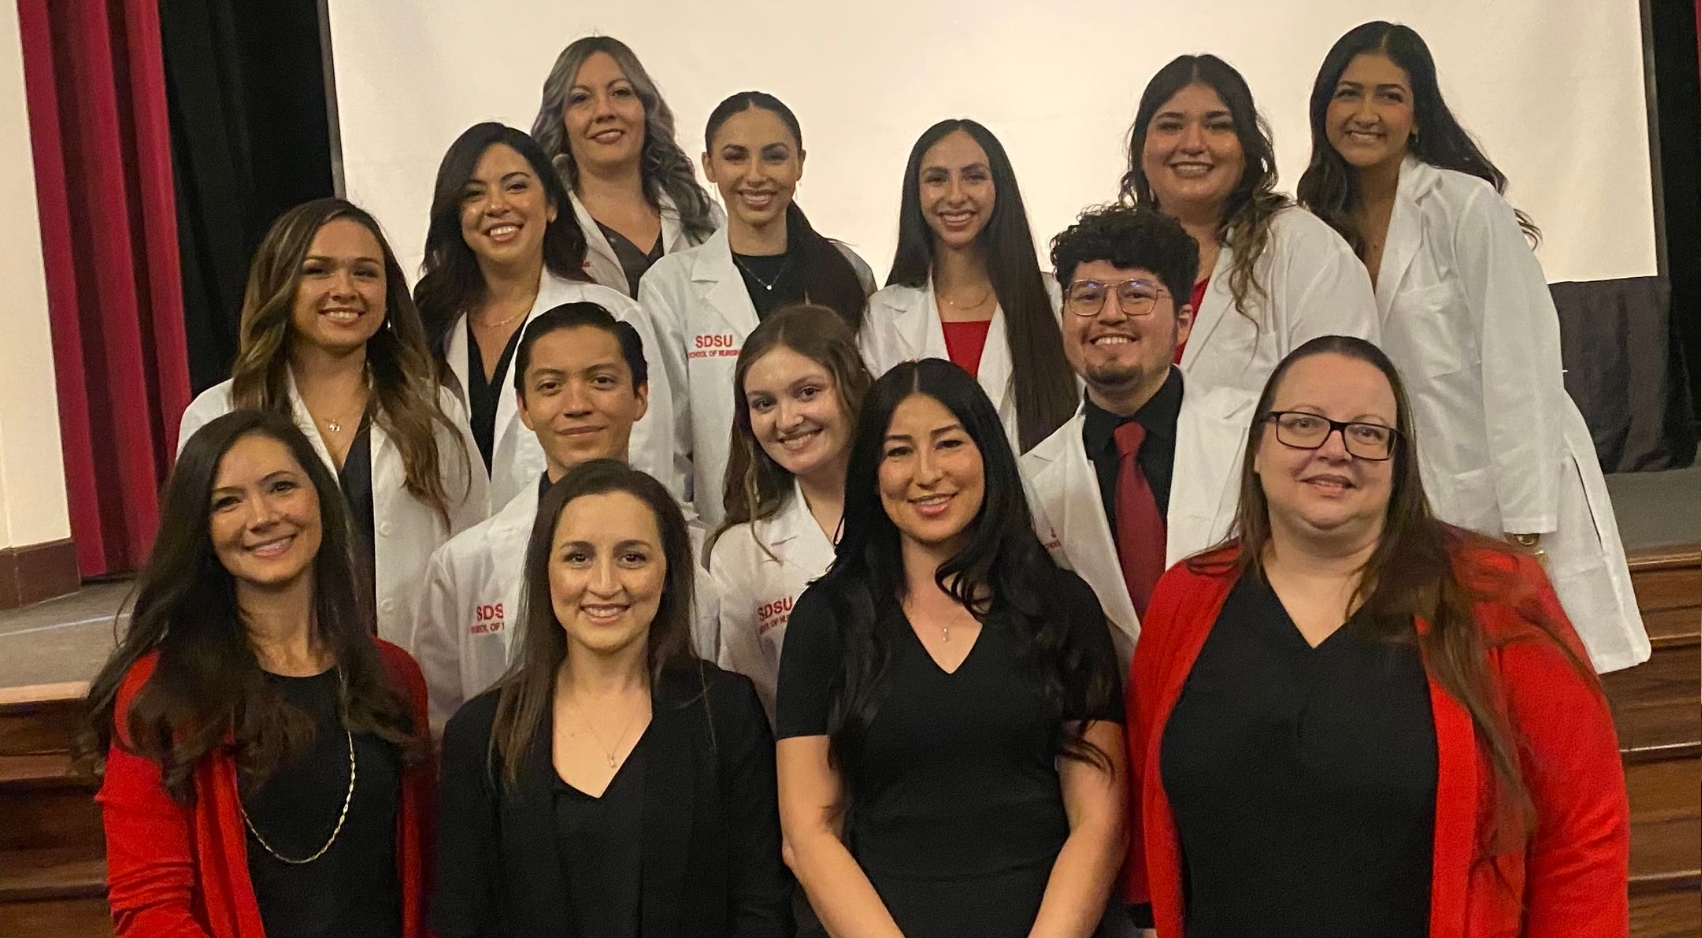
[229,198,470,523]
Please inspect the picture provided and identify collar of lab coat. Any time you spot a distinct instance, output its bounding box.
[572,189,686,277]
[1375,155,1442,317]
[888,279,1014,412]
[688,227,761,336]
[443,270,586,445]
[485,481,543,547]
[1177,230,1238,373]
[282,367,387,477]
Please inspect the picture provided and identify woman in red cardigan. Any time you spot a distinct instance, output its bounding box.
[78,410,435,938]
[1125,334,1628,938]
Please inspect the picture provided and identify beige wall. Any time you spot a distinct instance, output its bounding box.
[0,0,70,551]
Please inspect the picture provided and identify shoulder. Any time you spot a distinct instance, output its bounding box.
[1429,169,1521,240]
[375,640,429,704]
[179,380,238,447]
[865,283,924,319]
[708,521,761,572]
[112,650,163,724]
[786,579,847,650]
[1267,205,1357,256]
[557,279,641,316]
[440,686,501,762]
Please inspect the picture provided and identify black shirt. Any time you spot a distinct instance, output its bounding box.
[597,221,663,298]
[554,734,647,938]
[1160,574,1437,938]
[467,323,525,473]
[1083,366,1183,536]
[337,414,377,601]
[775,572,1122,938]
[243,668,404,938]
[732,250,806,319]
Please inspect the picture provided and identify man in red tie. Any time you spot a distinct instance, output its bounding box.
[1020,205,1253,667]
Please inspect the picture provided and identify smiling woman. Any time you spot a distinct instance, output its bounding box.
[80,410,436,938]
[431,459,791,938]
[775,359,1126,938]
[176,197,490,641]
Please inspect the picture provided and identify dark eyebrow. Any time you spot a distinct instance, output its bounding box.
[303,253,382,266]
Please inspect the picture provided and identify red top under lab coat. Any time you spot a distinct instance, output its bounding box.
[98,641,435,938]
[1125,537,1629,938]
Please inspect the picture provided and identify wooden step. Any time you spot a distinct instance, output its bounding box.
[1627,757,1702,894]
[0,846,104,902]
[0,684,86,758]
[0,756,100,853]
[1642,606,1701,650]
[1628,546,1702,611]
[0,895,112,938]
[1631,887,1702,938]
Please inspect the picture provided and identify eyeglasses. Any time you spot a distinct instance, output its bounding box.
[1264,411,1401,461]
[1063,279,1171,317]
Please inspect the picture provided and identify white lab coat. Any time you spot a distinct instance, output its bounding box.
[444,272,677,508]
[1181,206,1380,396]
[636,227,877,527]
[859,275,1066,454]
[177,374,489,643]
[409,480,721,731]
[1019,381,1255,666]
[571,190,724,297]
[1373,156,1648,672]
[708,480,837,722]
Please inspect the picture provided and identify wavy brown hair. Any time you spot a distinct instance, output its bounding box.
[229,198,471,525]
[77,411,424,804]
[1202,335,1596,857]
[489,459,702,787]
[714,304,872,555]
[1119,54,1291,325]
[529,36,718,242]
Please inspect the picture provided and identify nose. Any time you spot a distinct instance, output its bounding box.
[327,266,357,299]
[776,396,803,430]
[1314,426,1353,461]
[245,492,283,531]
[913,445,945,488]
[1179,119,1206,152]
[587,553,621,595]
[560,379,592,416]
[590,90,616,121]
[945,174,965,204]
[483,185,510,215]
[1093,289,1129,325]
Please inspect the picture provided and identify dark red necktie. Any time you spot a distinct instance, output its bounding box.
[1113,421,1167,617]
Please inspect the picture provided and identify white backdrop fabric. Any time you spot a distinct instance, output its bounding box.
[325,0,1656,288]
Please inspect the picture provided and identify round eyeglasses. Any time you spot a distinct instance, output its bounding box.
[1063,278,1171,317]
[1264,411,1401,461]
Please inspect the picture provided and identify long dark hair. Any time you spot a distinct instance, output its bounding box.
[414,123,591,355]
[228,198,470,526]
[528,36,718,241]
[77,411,422,804]
[1296,21,1539,255]
[704,92,868,330]
[1119,55,1291,322]
[887,119,1075,452]
[812,359,1116,783]
[1211,335,1593,855]
[489,459,700,787]
[717,304,872,550]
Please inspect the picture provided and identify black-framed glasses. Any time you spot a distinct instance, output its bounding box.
[1062,278,1171,317]
[1264,411,1401,461]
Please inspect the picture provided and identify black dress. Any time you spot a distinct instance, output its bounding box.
[243,668,403,938]
[466,323,524,473]
[597,221,663,298]
[775,572,1122,938]
[1160,575,1437,938]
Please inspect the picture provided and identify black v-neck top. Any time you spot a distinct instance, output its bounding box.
[732,249,805,318]
[1160,574,1437,938]
[597,221,663,298]
[336,413,376,592]
[775,572,1122,937]
[466,323,525,473]
[554,730,648,938]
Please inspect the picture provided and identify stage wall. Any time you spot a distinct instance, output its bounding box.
[325,0,1657,288]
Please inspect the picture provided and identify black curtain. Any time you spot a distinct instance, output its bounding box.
[1649,0,1700,460]
[161,0,334,392]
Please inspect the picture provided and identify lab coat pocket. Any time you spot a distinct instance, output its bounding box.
[1399,281,1468,378]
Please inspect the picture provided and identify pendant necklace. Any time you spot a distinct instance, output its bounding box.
[733,252,792,292]
[572,695,644,769]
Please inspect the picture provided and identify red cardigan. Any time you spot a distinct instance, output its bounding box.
[98,641,436,938]
[1124,541,1629,938]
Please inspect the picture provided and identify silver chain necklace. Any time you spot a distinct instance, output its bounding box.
[732,252,792,292]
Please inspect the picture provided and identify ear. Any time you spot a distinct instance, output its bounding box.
[700,151,716,184]
[1174,301,1196,349]
[517,390,537,434]
[632,381,650,423]
[796,147,806,182]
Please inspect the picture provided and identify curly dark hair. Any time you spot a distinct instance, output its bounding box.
[1050,203,1201,304]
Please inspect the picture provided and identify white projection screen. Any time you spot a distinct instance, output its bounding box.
[325,0,1657,288]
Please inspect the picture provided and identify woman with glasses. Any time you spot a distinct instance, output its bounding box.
[1295,21,1646,672]
[1121,54,1377,398]
[861,119,1075,455]
[1123,334,1628,937]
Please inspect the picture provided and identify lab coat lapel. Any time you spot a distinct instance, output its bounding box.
[1027,413,1140,653]
[694,229,760,337]
[1167,384,1253,566]
[444,317,472,410]
[572,191,622,281]
[658,193,685,254]
[977,304,1015,421]
[284,371,339,476]
[1178,246,1234,373]
[770,479,837,581]
[1377,156,1434,319]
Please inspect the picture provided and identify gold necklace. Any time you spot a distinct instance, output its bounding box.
[939,286,992,310]
[473,306,528,329]
[568,693,646,769]
[314,400,365,434]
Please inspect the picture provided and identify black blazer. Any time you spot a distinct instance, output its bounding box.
[431,663,793,938]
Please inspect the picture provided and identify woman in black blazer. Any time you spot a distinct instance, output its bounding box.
[433,459,791,938]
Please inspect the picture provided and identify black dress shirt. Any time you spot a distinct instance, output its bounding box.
[1082,366,1184,538]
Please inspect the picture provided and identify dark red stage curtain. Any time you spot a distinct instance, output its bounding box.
[16,0,192,576]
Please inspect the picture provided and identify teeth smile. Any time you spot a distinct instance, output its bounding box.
[323,310,361,321]
[249,536,294,557]
[583,604,625,618]
[488,225,518,238]
[914,494,951,505]
[1093,335,1134,345]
